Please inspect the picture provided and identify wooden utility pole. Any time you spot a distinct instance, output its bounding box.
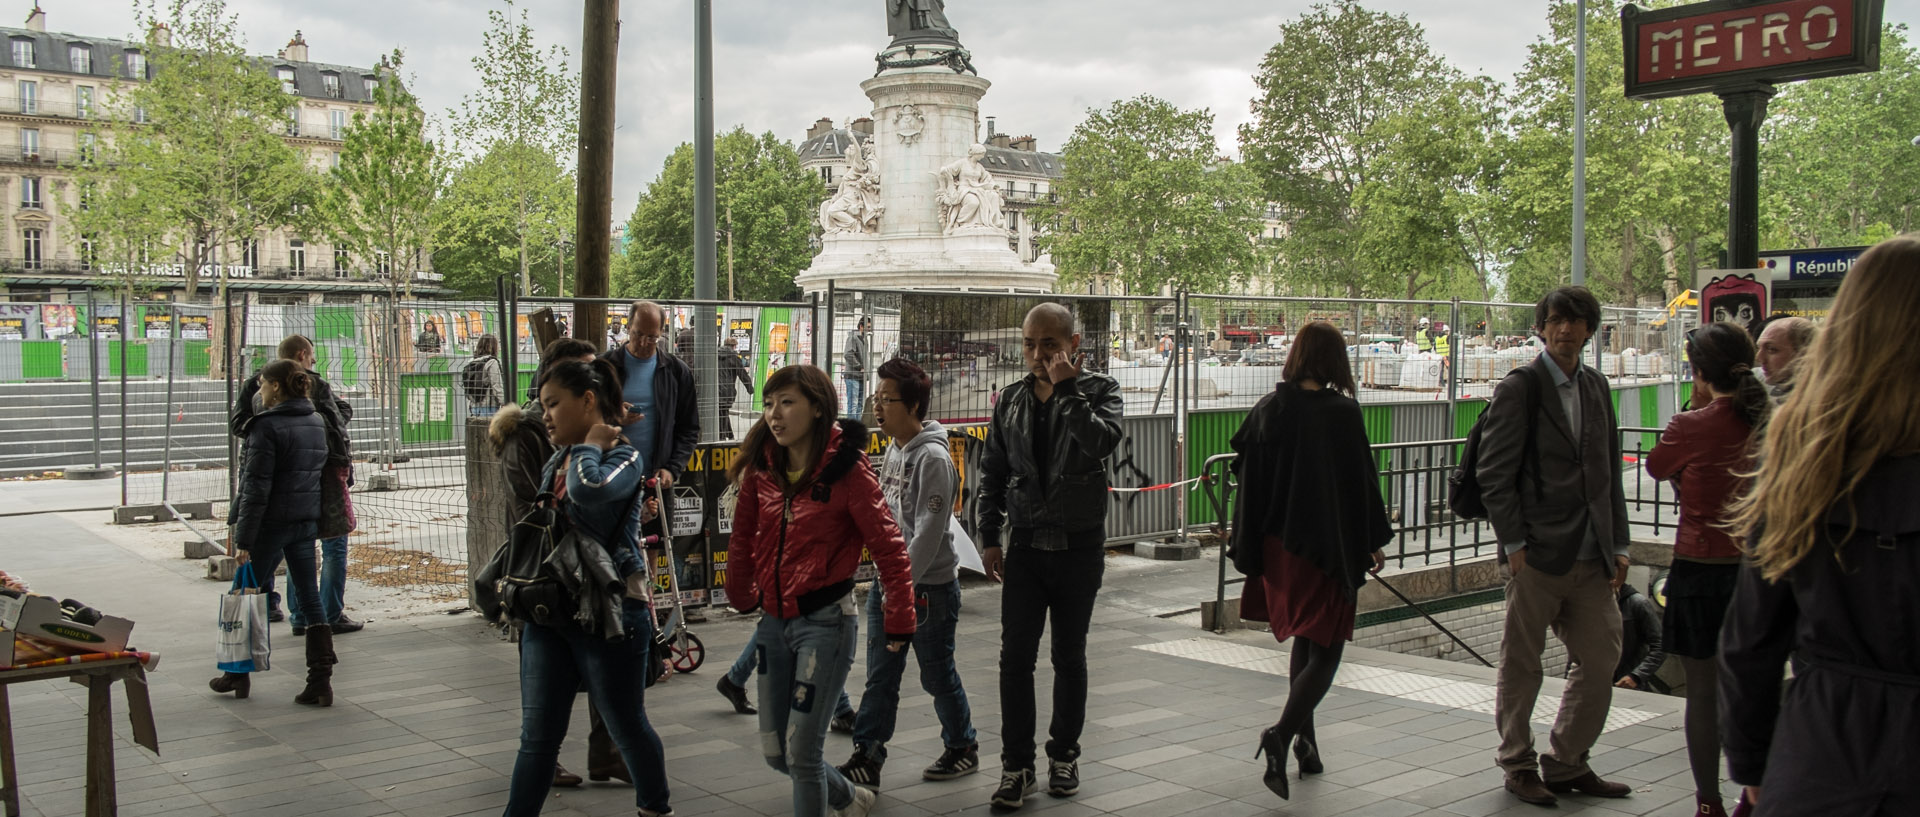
[573,0,620,345]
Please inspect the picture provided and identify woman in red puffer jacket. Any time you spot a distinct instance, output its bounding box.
[725,363,914,817]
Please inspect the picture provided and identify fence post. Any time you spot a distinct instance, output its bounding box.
[1173,293,1188,542]
[1448,297,1461,409]
[825,281,837,383]
[159,302,180,508]
[85,286,103,472]
[119,288,128,507]
[808,291,820,368]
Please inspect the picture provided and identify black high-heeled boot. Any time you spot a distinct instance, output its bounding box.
[1293,736,1323,777]
[1254,726,1290,800]
[208,672,250,699]
[294,624,335,707]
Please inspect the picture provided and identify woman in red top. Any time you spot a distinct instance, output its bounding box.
[725,364,916,817]
[1645,321,1771,817]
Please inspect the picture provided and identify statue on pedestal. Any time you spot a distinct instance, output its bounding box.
[887,0,958,43]
[932,144,1007,234]
[820,140,884,235]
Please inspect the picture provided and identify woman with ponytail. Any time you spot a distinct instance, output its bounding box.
[1645,321,1771,816]
[502,357,672,817]
[212,359,334,705]
[1719,236,1920,816]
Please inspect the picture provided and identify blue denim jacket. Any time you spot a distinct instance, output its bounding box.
[538,442,646,579]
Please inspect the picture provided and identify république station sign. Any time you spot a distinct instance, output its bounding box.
[1623,0,1883,99]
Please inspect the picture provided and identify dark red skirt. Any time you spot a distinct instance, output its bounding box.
[1239,536,1356,648]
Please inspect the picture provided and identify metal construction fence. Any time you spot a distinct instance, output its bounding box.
[2,283,1700,604]
[1201,426,1692,632]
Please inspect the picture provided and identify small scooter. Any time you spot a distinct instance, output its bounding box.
[645,477,705,680]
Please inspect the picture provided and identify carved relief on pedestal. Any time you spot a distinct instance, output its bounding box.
[893,105,924,145]
[931,143,1006,235]
[818,138,883,235]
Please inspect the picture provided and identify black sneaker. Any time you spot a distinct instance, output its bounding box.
[329,615,365,634]
[267,608,286,623]
[836,745,883,789]
[1046,758,1079,797]
[923,744,979,780]
[830,711,856,735]
[990,767,1036,810]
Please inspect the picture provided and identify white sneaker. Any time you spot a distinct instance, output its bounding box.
[831,784,877,817]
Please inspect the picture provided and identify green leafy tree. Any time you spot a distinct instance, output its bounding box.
[82,0,313,302]
[432,142,575,297]
[440,0,579,294]
[320,51,439,298]
[1238,1,1459,297]
[1035,95,1264,294]
[1503,0,1726,306]
[1353,75,1511,311]
[614,128,823,301]
[1761,24,1920,247]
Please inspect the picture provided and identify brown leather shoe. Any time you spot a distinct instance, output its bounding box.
[1505,770,1558,806]
[552,764,583,788]
[1545,770,1631,798]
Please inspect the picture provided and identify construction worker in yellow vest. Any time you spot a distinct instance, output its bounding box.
[1433,323,1451,358]
[1416,316,1434,353]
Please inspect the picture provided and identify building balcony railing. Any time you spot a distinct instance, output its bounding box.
[1003,190,1057,204]
[0,96,100,121]
[0,260,441,284]
[0,146,84,166]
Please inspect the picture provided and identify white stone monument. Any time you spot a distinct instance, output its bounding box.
[795,2,1055,295]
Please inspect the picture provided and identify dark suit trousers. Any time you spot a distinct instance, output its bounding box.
[1495,558,1623,780]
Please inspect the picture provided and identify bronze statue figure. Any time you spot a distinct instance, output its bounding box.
[886,0,959,43]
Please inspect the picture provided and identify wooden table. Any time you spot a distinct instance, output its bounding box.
[0,657,160,817]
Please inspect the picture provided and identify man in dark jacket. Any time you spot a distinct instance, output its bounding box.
[230,335,363,634]
[844,316,871,417]
[1612,583,1667,694]
[717,337,754,440]
[978,303,1124,810]
[1476,286,1632,807]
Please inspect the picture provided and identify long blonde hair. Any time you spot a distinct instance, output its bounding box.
[1728,235,1920,580]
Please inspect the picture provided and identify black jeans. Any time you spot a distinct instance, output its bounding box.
[998,545,1104,771]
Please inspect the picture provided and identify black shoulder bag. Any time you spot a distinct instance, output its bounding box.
[474,493,573,627]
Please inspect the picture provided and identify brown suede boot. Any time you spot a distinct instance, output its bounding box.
[294,624,335,707]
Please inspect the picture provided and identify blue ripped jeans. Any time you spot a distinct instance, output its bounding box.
[755,601,859,817]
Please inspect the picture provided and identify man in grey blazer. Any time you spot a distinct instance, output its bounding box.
[1476,286,1632,807]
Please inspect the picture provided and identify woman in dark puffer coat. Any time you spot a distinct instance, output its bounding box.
[211,359,336,705]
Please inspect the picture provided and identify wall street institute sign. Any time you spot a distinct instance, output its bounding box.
[1623,0,1884,100]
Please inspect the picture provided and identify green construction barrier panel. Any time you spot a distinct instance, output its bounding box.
[183,340,211,376]
[315,306,357,341]
[1185,409,1249,526]
[425,355,451,373]
[335,346,361,386]
[21,341,62,379]
[107,341,149,377]
[517,365,537,402]
[1638,386,1661,449]
[400,372,455,444]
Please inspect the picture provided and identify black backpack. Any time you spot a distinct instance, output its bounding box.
[473,496,572,627]
[461,356,497,406]
[1448,366,1544,519]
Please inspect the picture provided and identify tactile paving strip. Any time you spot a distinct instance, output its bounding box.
[1136,639,1661,732]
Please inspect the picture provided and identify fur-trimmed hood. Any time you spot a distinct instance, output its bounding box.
[488,402,543,453]
[757,417,870,490]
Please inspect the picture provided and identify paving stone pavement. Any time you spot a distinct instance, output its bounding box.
[4,511,1733,817]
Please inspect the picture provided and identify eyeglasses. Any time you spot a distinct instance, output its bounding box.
[870,395,906,408]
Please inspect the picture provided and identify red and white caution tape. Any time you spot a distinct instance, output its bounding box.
[1108,476,1203,494]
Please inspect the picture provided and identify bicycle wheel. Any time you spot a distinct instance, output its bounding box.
[671,631,705,673]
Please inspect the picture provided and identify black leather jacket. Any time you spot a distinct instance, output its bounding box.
[976,372,1124,547]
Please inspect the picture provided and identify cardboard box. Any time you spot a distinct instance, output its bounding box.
[1,595,135,668]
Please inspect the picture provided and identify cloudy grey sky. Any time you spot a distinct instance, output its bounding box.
[34,1,1920,217]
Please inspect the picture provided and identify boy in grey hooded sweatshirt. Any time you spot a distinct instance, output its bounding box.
[837,359,979,788]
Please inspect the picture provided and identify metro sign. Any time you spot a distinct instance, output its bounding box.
[1623,0,1883,99]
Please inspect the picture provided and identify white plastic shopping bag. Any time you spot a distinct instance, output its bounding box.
[216,562,271,673]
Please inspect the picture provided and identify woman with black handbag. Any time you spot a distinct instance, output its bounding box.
[501,358,672,817]
[210,360,335,705]
[1228,321,1393,800]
